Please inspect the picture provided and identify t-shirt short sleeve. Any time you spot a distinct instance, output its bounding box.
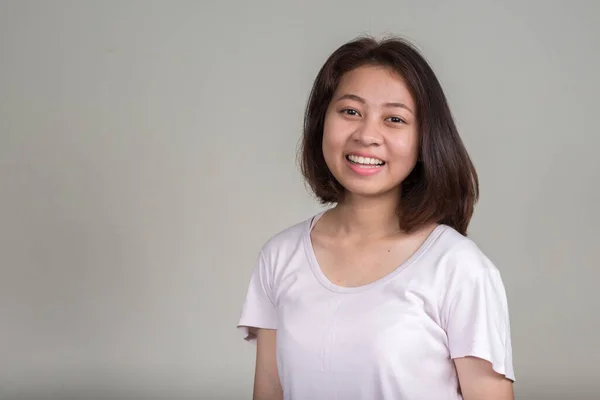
[237,250,278,343]
[441,240,515,381]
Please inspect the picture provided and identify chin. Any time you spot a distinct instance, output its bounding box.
[340,181,399,199]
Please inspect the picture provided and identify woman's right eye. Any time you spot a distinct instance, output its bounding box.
[341,108,360,117]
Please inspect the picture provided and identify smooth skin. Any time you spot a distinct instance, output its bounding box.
[253,65,513,400]
[253,329,282,400]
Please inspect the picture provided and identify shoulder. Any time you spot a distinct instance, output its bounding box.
[431,226,507,305]
[432,225,501,281]
[257,212,317,261]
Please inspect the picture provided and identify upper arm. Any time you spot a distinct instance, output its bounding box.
[454,356,514,400]
[442,240,516,381]
[237,248,281,398]
[253,328,282,400]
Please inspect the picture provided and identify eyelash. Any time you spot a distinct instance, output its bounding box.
[387,116,406,124]
[341,108,360,116]
[340,108,406,124]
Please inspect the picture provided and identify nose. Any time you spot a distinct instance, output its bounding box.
[352,117,383,146]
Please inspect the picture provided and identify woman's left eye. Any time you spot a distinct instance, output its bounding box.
[387,116,406,124]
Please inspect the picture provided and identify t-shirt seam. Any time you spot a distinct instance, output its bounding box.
[305,222,451,294]
[258,249,277,307]
[437,236,476,330]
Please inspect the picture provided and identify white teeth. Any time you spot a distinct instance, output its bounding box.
[347,154,384,165]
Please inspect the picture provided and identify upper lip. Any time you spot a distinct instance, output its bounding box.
[346,152,386,162]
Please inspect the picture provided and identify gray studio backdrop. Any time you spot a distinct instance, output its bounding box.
[1,1,598,399]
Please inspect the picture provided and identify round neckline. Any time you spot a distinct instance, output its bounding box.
[303,210,448,294]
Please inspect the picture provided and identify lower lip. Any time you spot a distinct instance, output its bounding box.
[345,158,385,176]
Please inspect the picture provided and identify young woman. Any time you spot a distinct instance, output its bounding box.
[238,36,515,400]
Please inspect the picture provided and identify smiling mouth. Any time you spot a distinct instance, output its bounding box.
[346,154,386,166]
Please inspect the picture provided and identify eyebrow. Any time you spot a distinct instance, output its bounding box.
[335,93,414,114]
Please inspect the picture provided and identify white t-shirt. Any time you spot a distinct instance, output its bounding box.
[238,212,515,400]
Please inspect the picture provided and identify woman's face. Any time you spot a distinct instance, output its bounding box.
[322,65,419,199]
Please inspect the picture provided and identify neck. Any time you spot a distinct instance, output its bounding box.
[328,191,401,239]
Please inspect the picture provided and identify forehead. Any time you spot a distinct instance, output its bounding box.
[335,65,414,107]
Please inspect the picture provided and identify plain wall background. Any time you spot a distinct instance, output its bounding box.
[1,1,599,399]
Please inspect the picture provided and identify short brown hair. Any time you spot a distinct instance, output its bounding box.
[299,36,479,236]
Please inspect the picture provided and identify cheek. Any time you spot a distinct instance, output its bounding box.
[389,130,419,160]
[322,116,347,156]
